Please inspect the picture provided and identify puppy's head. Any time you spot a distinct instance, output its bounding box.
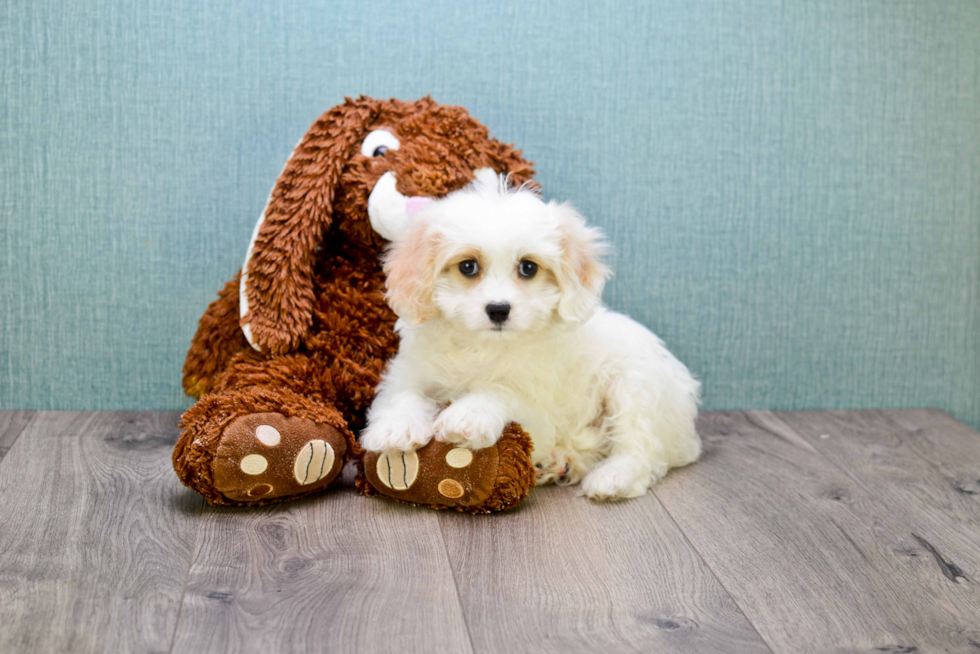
[384,172,610,335]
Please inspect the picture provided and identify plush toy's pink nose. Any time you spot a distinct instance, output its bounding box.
[405,196,433,216]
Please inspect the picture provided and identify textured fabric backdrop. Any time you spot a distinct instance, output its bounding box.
[2,0,978,428]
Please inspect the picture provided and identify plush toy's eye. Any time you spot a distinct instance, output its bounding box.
[459,260,479,277]
[519,260,538,278]
[360,129,400,158]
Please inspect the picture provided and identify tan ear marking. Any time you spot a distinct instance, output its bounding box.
[383,220,441,325]
[553,202,610,323]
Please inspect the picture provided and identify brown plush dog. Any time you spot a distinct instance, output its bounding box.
[174,97,536,512]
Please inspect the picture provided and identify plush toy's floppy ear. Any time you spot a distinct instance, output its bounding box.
[239,99,376,354]
[552,202,611,324]
[382,218,441,326]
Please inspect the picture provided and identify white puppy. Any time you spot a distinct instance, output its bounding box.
[360,173,701,500]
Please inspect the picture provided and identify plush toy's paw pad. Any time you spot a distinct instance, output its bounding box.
[212,413,346,503]
[374,449,421,491]
[363,441,498,507]
[359,424,537,513]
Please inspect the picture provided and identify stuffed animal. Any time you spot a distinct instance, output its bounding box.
[173,97,536,513]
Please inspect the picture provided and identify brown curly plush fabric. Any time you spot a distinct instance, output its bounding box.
[174,96,536,510]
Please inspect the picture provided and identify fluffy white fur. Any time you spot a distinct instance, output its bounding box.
[361,172,701,500]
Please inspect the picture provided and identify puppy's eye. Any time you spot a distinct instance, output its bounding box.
[360,129,400,158]
[459,260,479,277]
[519,260,538,278]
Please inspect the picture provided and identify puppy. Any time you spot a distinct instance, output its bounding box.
[360,172,701,500]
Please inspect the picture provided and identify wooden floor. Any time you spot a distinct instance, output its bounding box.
[1,410,979,653]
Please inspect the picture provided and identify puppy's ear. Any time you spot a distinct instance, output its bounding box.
[383,219,441,325]
[552,202,610,324]
[239,98,377,354]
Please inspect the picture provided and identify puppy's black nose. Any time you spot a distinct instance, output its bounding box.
[486,302,511,325]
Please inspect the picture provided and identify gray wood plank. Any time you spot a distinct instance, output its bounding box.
[171,465,474,654]
[439,483,770,653]
[0,410,35,460]
[0,411,201,654]
[882,408,980,501]
[653,411,980,653]
[766,410,980,585]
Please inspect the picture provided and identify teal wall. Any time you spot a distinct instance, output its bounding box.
[2,1,978,428]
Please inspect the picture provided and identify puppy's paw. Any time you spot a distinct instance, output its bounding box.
[360,411,434,453]
[580,456,661,501]
[433,400,506,450]
[534,448,587,486]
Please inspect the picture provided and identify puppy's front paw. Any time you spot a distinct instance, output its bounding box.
[580,457,659,501]
[360,411,433,453]
[433,401,506,450]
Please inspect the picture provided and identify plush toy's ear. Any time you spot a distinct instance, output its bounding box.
[239,99,376,354]
[382,218,441,326]
[552,202,611,324]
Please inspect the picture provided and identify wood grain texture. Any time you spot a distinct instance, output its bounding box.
[653,411,980,653]
[0,411,201,654]
[170,465,474,654]
[4,409,980,653]
[0,410,34,460]
[768,410,980,586]
[883,408,980,503]
[439,483,769,654]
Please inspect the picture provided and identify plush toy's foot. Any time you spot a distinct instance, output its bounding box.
[175,388,353,506]
[355,423,535,514]
[208,412,346,503]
